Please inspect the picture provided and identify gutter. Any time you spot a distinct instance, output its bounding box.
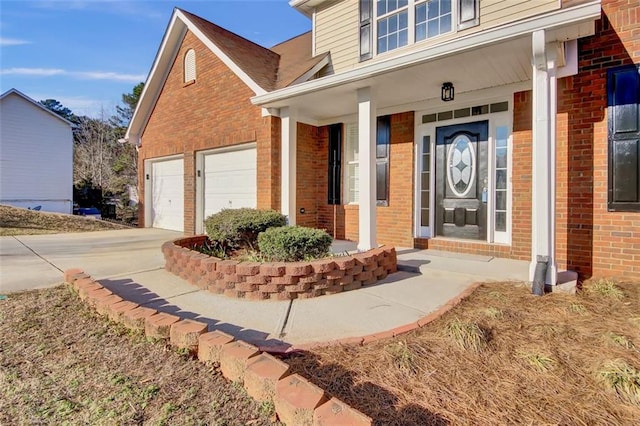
[289,0,313,18]
[252,0,601,106]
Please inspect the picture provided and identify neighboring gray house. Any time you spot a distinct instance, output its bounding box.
[0,89,73,213]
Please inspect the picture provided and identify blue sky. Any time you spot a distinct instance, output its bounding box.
[0,0,311,117]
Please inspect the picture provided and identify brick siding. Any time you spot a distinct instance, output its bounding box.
[305,112,415,248]
[555,2,640,279]
[138,30,280,232]
[140,0,640,280]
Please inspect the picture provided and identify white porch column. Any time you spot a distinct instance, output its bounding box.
[280,107,297,225]
[530,30,558,285]
[357,87,377,251]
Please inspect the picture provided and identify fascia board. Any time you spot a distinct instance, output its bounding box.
[126,11,184,142]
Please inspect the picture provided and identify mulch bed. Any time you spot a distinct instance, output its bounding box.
[283,280,640,425]
[0,285,277,425]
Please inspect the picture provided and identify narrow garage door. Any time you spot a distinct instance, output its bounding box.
[203,147,257,220]
[151,159,184,232]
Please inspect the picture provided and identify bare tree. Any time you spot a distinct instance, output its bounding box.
[73,108,119,193]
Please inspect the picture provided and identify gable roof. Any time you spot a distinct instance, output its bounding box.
[126,8,328,144]
[180,9,280,92]
[272,32,329,89]
[0,88,74,127]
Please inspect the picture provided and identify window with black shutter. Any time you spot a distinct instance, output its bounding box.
[328,124,342,205]
[359,0,373,61]
[458,0,480,30]
[377,116,390,206]
[608,64,640,212]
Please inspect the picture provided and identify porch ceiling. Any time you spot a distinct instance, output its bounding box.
[271,36,533,124]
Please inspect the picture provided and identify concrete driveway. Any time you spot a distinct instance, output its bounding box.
[0,228,182,293]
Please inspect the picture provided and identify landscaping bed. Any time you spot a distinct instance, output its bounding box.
[283,279,640,425]
[0,285,277,425]
[162,235,398,300]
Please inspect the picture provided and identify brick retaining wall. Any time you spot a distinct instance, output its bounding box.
[63,268,373,426]
[162,236,398,300]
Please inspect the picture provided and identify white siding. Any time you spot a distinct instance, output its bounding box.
[315,0,360,74]
[315,0,559,74]
[0,92,73,213]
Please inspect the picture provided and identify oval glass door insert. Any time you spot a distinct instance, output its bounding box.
[447,134,475,197]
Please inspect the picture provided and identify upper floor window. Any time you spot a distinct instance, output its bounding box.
[360,0,478,60]
[184,49,196,83]
[377,1,409,54]
[415,0,452,42]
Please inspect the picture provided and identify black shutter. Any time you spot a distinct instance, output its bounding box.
[328,124,342,205]
[459,0,480,30]
[608,65,640,212]
[376,116,390,206]
[359,0,373,61]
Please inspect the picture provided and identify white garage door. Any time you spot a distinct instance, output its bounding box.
[151,159,184,231]
[203,147,257,220]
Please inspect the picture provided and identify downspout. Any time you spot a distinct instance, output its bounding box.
[532,255,548,296]
[530,30,558,294]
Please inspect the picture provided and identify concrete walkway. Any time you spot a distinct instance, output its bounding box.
[1,228,529,349]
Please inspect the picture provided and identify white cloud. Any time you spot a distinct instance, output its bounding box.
[0,37,31,46]
[1,67,144,83]
[1,67,65,76]
[75,71,146,83]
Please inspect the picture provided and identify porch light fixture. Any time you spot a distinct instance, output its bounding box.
[441,82,454,102]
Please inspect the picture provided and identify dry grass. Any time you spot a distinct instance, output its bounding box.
[0,286,276,425]
[0,204,127,236]
[598,360,640,406]
[284,280,640,425]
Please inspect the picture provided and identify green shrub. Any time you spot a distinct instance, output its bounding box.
[204,208,286,251]
[258,226,332,262]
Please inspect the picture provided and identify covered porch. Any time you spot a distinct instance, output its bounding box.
[254,3,600,284]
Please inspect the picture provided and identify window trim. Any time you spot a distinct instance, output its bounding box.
[343,118,391,206]
[344,123,360,204]
[361,0,480,59]
[607,64,640,212]
[184,49,196,83]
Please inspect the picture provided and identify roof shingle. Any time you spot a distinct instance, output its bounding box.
[179,9,326,92]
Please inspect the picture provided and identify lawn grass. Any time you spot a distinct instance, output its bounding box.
[0,204,128,236]
[0,285,276,425]
[284,279,640,425]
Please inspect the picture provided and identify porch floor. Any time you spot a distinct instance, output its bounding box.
[330,240,529,282]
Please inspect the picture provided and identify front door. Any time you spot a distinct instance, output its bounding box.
[435,121,488,240]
